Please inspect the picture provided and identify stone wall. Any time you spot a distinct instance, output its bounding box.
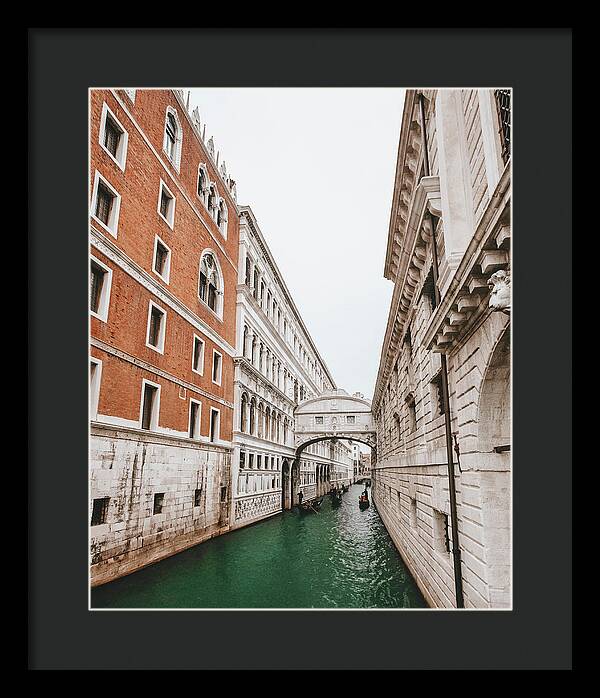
[90,424,231,587]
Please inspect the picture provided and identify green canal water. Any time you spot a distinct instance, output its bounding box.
[91,484,426,609]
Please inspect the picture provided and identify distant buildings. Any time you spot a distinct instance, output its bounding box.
[372,89,511,608]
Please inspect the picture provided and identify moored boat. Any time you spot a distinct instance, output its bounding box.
[358,493,370,510]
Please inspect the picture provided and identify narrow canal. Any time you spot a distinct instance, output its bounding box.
[91,484,426,609]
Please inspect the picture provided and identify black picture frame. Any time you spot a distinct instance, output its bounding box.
[29,27,573,670]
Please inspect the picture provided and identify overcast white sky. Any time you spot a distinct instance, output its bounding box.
[189,88,405,400]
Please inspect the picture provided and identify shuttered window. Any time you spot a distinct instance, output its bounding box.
[91,497,109,526]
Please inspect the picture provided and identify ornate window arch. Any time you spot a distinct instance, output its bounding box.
[198,250,223,317]
[163,106,183,170]
[197,164,209,207]
[249,398,256,435]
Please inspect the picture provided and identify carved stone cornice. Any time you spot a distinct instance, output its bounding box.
[421,166,511,352]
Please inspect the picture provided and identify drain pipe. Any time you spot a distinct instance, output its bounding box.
[418,92,465,608]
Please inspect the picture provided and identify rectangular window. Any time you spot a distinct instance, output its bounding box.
[315,416,324,425]
[220,486,228,503]
[91,171,121,236]
[194,488,202,507]
[192,336,205,375]
[99,103,128,170]
[239,451,246,469]
[209,408,220,443]
[146,302,166,353]
[95,182,113,225]
[90,358,102,419]
[153,236,171,283]
[91,497,110,526]
[346,415,355,424]
[90,256,112,322]
[189,399,201,439]
[248,453,254,469]
[212,351,222,385]
[90,261,104,314]
[141,382,158,430]
[157,180,175,228]
[257,455,262,469]
[153,493,165,515]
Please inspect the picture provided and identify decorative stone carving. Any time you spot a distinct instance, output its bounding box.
[488,270,511,314]
[207,137,215,158]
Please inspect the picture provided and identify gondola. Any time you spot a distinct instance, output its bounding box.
[341,484,349,493]
[358,493,370,510]
[330,491,343,507]
[299,497,323,514]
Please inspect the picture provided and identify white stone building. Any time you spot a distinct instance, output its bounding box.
[231,206,351,527]
[372,89,511,609]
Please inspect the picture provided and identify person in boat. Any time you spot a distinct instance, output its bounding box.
[298,490,303,506]
[362,488,368,498]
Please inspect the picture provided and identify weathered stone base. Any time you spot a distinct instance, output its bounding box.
[90,423,231,587]
[372,463,510,609]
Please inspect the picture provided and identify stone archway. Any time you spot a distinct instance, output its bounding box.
[478,328,510,453]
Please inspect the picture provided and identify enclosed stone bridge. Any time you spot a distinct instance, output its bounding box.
[280,389,377,510]
[294,389,376,453]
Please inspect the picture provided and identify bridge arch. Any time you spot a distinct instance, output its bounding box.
[279,389,377,508]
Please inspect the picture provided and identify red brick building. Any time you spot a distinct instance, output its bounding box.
[89,89,239,586]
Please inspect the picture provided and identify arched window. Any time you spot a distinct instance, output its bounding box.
[245,256,252,287]
[243,326,249,357]
[197,165,209,206]
[198,251,222,315]
[249,398,256,435]
[258,403,264,438]
[163,108,182,169]
[265,407,271,441]
[240,393,248,432]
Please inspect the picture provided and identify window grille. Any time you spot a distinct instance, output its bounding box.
[194,488,202,507]
[103,117,121,157]
[91,497,109,526]
[154,242,168,276]
[160,190,171,219]
[494,89,511,164]
[95,182,113,224]
[90,262,104,313]
[153,493,164,515]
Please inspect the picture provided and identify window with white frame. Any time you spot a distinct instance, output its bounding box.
[152,235,171,283]
[163,107,182,169]
[189,399,202,439]
[212,350,222,385]
[209,408,220,443]
[192,335,205,375]
[99,103,128,170]
[157,179,175,228]
[90,357,102,419]
[198,251,222,316]
[146,301,166,353]
[91,171,121,236]
[90,255,112,322]
[140,380,160,430]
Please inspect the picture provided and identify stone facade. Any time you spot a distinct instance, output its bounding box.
[372,89,511,609]
[231,208,351,525]
[90,89,239,586]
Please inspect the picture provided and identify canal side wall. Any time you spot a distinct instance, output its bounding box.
[90,425,231,587]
